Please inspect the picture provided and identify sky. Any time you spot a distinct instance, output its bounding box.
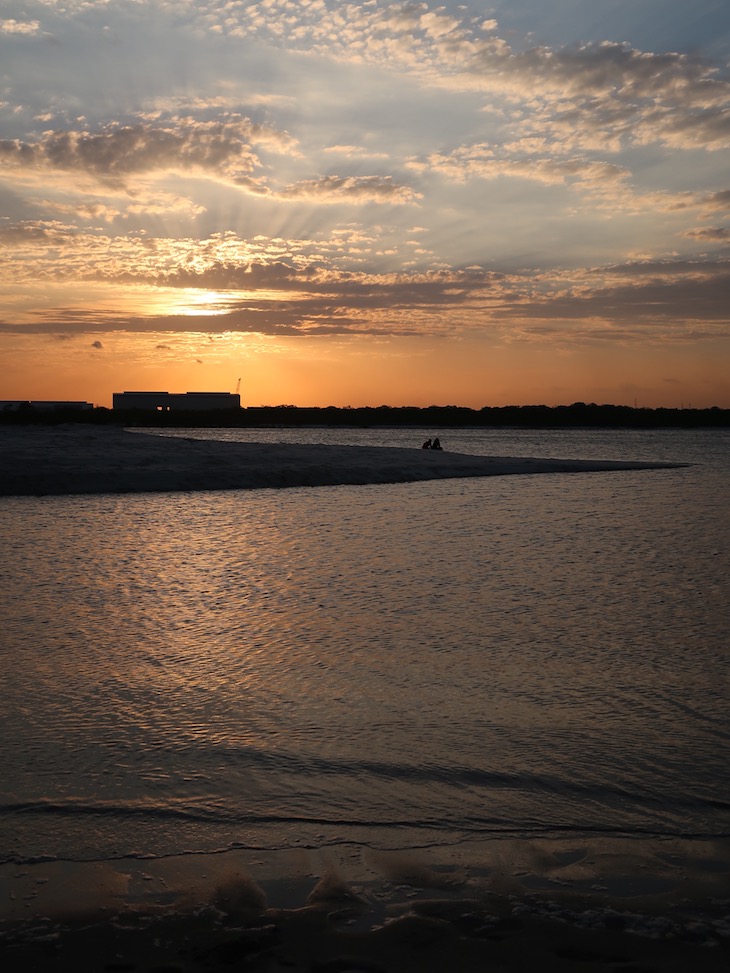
[1,1,729,409]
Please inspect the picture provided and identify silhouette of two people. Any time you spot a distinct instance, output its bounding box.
[422,437,443,450]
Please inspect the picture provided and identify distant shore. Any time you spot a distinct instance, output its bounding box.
[0,425,683,497]
[2,400,729,429]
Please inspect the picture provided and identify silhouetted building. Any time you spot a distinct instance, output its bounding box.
[112,391,240,411]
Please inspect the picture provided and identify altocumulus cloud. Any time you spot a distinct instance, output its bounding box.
[279,175,422,205]
[200,2,730,152]
[0,113,292,193]
[0,19,41,35]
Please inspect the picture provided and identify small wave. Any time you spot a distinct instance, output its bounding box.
[117,741,727,818]
[2,796,727,840]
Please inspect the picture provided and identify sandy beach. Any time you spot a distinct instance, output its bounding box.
[0,425,681,496]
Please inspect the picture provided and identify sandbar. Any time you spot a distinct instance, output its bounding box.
[0,425,681,497]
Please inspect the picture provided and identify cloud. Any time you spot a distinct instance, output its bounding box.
[324,144,390,160]
[684,226,730,243]
[409,145,630,196]
[0,113,293,193]
[280,175,422,204]
[450,43,730,155]
[697,190,730,214]
[0,114,419,210]
[156,259,317,292]
[0,219,79,245]
[192,3,730,153]
[498,262,730,334]
[37,192,205,222]
[3,234,726,346]
[0,19,41,35]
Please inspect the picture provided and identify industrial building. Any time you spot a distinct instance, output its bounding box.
[112,391,240,411]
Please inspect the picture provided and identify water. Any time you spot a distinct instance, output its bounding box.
[1,428,728,877]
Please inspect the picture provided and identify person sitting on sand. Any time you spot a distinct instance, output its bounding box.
[422,438,432,449]
[432,437,443,450]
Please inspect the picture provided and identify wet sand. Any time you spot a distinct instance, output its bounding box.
[0,425,681,496]
[1,839,728,972]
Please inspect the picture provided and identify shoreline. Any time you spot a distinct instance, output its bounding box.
[0,426,683,497]
[2,837,728,971]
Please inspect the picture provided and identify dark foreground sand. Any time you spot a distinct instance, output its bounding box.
[0,425,681,496]
[4,899,728,973]
[1,840,729,972]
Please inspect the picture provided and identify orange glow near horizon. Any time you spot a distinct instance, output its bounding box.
[2,330,728,410]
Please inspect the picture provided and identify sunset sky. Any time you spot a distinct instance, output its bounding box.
[1,1,729,409]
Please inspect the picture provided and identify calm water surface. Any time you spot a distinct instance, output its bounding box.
[1,428,728,867]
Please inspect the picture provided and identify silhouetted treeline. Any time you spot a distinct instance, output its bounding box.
[2,402,729,428]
